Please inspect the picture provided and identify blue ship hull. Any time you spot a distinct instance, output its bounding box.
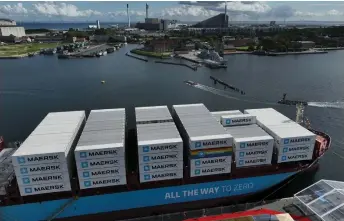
[0,172,296,221]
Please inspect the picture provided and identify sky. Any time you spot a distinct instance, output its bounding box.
[1,1,344,22]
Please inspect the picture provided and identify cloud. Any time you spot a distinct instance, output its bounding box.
[294,9,343,18]
[0,3,28,15]
[107,10,146,18]
[268,5,295,19]
[160,5,218,20]
[32,2,102,17]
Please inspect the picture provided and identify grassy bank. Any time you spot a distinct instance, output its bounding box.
[0,43,59,57]
[131,49,171,58]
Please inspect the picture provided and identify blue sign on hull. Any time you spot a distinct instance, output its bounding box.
[0,172,296,221]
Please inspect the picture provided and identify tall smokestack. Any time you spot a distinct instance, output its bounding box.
[146,3,149,19]
[224,1,227,27]
[127,4,130,28]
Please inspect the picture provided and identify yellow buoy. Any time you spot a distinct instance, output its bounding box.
[101,81,105,84]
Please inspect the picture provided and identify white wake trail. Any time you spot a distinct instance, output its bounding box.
[308,102,344,109]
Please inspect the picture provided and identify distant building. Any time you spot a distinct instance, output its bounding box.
[294,41,315,49]
[193,13,229,28]
[0,18,25,42]
[96,20,100,29]
[88,25,98,29]
[270,21,276,26]
[144,39,180,53]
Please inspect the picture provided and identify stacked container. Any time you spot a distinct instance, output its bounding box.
[75,109,126,189]
[244,108,316,163]
[210,110,243,123]
[136,106,183,183]
[11,111,85,196]
[225,125,274,167]
[172,104,233,177]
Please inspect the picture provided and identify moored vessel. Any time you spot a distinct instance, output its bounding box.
[0,104,331,221]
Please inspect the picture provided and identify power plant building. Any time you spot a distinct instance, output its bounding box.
[0,18,26,38]
[192,13,229,28]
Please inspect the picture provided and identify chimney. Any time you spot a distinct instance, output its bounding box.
[224,1,227,27]
[127,4,130,28]
[146,3,149,19]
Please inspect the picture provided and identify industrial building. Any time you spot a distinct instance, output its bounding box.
[0,18,26,42]
[193,13,229,29]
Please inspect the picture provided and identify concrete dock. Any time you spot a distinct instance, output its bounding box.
[178,52,203,64]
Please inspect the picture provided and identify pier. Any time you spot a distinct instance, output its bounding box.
[210,76,245,95]
[178,53,203,64]
[125,53,148,62]
[155,60,197,71]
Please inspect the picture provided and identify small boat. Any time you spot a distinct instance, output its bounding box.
[102,51,107,56]
[278,93,308,106]
[96,52,102,57]
[101,81,105,84]
[184,80,197,86]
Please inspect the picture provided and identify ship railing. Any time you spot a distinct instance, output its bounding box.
[118,200,278,221]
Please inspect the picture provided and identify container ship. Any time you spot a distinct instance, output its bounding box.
[0,104,330,221]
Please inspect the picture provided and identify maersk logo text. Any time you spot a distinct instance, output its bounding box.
[144,165,150,171]
[195,169,200,175]
[195,142,201,148]
[80,152,87,158]
[239,152,245,157]
[144,174,150,181]
[84,181,91,187]
[143,156,150,162]
[282,156,287,161]
[226,119,231,125]
[17,157,25,164]
[284,139,289,144]
[195,160,201,166]
[240,143,245,148]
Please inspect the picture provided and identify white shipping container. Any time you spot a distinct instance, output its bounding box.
[190,156,232,170]
[139,169,183,183]
[77,166,125,179]
[139,160,183,173]
[189,135,233,150]
[236,156,272,167]
[138,150,183,164]
[235,147,273,159]
[76,158,125,170]
[18,181,71,196]
[211,110,243,122]
[137,140,183,155]
[190,164,231,177]
[221,114,256,127]
[277,151,313,163]
[13,162,69,176]
[12,152,66,167]
[79,175,127,189]
[278,143,314,155]
[75,145,125,161]
[16,172,70,186]
[234,136,274,150]
[244,108,293,126]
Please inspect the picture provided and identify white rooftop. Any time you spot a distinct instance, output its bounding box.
[135,106,173,123]
[244,108,294,125]
[295,179,344,221]
[12,111,85,156]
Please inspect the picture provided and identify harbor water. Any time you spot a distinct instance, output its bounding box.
[1,44,344,199]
